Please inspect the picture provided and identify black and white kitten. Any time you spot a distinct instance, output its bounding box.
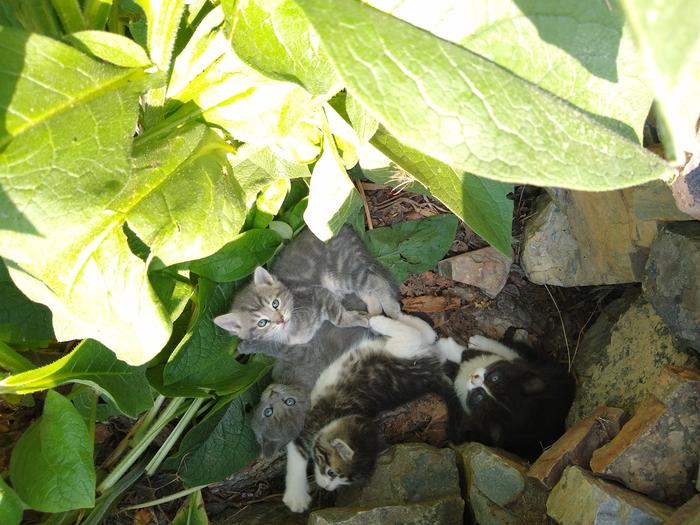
[252,383,309,458]
[443,334,575,461]
[283,314,463,512]
[213,226,399,345]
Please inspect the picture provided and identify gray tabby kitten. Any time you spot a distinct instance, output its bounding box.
[251,383,309,458]
[283,314,464,512]
[212,226,400,346]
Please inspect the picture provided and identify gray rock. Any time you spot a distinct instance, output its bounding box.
[307,496,464,525]
[457,443,549,525]
[214,502,306,525]
[547,466,674,525]
[632,180,695,221]
[521,192,657,286]
[336,443,460,507]
[643,221,700,350]
[437,247,511,298]
[567,293,695,427]
[590,366,700,506]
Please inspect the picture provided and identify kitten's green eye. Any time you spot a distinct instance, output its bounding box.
[263,407,273,417]
[272,298,280,309]
[472,390,485,403]
[489,373,501,383]
[284,397,296,406]
[327,468,337,479]
[257,319,269,328]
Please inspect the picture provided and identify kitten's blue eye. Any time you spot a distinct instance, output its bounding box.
[489,373,501,383]
[284,397,296,406]
[263,407,273,417]
[272,298,280,309]
[257,319,269,328]
[327,468,337,479]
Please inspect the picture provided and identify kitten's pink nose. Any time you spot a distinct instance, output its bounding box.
[470,373,483,386]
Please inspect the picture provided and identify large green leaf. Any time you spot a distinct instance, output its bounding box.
[0,475,23,525]
[619,0,700,161]
[10,391,95,512]
[370,0,652,142]
[293,0,673,190]
[369,126,513,255]
[0,339,153,417]
[65,31,151,68]
[190,229,283,282]
[166,386,262,486]
[304,126,363,240]
[0,27,171,365]
[121,124,246,268]
[163,281,272,392]
[365,215,458,282]
[0,260,54,347]
[227,0,340,96]
[165,49,320,149]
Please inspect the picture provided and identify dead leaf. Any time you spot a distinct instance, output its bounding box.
[402,295,461,313]
[133,508,155,525]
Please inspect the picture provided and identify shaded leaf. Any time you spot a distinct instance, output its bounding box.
[10,391,95,512]
[0,475,23,525]
[0,341,34,374]
[0,261,54,347]
[189,230,282,282]
[293,0,672,190]
[0,340,153,418]
[365,215,458,282]
[163,281,272,392]
[370,126,513,255]
[167,386,262,486]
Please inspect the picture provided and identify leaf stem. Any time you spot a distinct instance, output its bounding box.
[145,397,205,475]
[97,396,185,493]
[122,484,207,511]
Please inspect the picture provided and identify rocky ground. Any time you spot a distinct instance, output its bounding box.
[91,161,700,524]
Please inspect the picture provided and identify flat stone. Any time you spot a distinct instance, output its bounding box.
[521,192,657,286]
[632,180,695,221]
[590,366,700,506]
[643,221,700,349]
[214,502,306,525]
[335,443,460,507]
[457,443,549,525]
[375,394,448,448]
[666,494,700,525]
[307,496,464,525]
[437,247,511,298]
[567,293,695,427]
[528,406,627,488]
[546,466,674,525]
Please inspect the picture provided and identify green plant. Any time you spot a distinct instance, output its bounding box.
[0,0,696,522]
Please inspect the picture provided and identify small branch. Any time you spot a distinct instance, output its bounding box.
[356,180,374,230]
[121,484,208,511]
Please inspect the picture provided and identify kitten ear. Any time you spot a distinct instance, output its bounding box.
[331,438,355,462]
[522,374,547,395]
[253,266,276,286]
[213,313,242,334]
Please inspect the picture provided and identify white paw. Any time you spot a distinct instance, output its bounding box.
[437,337,465,363]
[369,315,395,335]
[283,487,312,513]
[468,334,494,351]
